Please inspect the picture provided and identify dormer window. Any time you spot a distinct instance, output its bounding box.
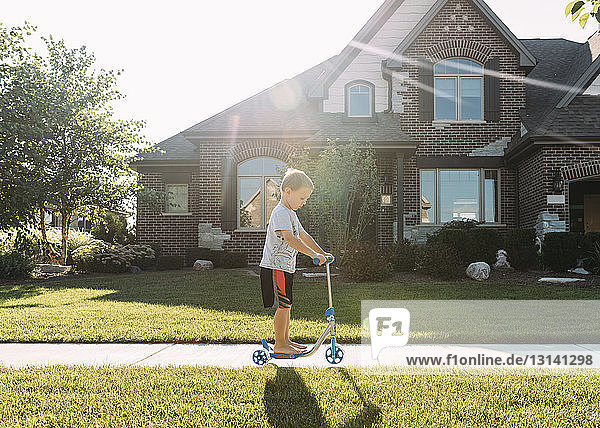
[345,80,375,118]
[434,58,483,121]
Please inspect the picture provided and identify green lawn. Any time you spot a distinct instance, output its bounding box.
[0,366,599,427]
[1,269,599,343]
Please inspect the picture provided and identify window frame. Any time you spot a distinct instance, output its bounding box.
[164,183,189,214]
[344,80,375,119]
[419,168,501,225]
[433,58,484,122]
[236,157,286,231]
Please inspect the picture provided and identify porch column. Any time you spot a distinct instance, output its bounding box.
[397,152,404,242]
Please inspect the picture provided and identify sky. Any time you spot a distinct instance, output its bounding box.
[2,0,598,146]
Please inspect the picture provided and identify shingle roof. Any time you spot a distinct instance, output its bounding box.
[134,132,199,162]
[306,113,413,144]
[530,95,600,138]
[519,38,592,133]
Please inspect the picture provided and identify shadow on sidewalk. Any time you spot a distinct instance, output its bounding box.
[263,366,381,427]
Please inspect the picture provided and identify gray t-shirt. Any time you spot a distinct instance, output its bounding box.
[259,203,306,273]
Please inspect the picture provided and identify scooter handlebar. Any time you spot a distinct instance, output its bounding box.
[313,256,334,266]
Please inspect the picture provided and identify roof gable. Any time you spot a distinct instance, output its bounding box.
[385,0,536,69]
[308,0,409,99]
[556,54,600,108]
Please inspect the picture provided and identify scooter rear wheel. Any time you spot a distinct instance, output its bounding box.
[325,346,344,364]
[253,349,269,365]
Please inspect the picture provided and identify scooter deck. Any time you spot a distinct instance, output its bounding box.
[262,339,309,359]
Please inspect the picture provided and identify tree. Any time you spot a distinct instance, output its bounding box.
[289,138,379,257]
[565,1,600,28]
[0,22,44,229]
[1,25,149,264]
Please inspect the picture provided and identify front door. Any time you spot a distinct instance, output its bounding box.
[584,195,600,232]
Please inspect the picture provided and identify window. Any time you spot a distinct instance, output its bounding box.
[434,58,483,121]
[238,157,287,229]
[345,81,374,117]
[166,184,189,213]
[420,169,499,224]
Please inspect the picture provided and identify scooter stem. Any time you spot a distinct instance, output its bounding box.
[326,263,333,308]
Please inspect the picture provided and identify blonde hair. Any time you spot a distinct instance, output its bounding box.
[280,168,314,192]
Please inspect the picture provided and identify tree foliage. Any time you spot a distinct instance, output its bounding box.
[0,22,149,264]
[289,138,379,257]
[565,1,600,28]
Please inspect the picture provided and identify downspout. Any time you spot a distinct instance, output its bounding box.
[381,60,393,113]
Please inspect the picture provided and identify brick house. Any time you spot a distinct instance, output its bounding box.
[133,0,600,264]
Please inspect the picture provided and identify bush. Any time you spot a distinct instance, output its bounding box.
[415,242,464,280]
[541,232,580,272]
[582,232,600,271]
[341,241,391,282]
[71,242,134,273]
[386,239,417,272]
[156,255,185,271]
[91,211,134,245]
[505,228,539,271]
[125,244,156,270]
[427,223,503,267]
[583,242,600,275]
[185,248,247,268]
[0,251,35,279]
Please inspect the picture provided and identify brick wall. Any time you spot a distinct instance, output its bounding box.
[516,145,600,229]
[396,0,524,235]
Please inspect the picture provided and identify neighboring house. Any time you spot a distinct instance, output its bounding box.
[132,0,600,263]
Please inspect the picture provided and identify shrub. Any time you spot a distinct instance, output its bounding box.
[505,228,539,271]
[72,242,133,273]
[385,239,417,272]
[124,244,156,270]
[583,242,600,275]
[541,232,580,272]
[156,255,185,271]
[0,251,35,279]
[185,248,247,268]
[341,241,391,282]
[146,242,162,258]
[415,242,464,280]
[427,224,503,267]
[91,211,128,244]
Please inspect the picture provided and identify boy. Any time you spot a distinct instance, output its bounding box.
[259,168,333,355]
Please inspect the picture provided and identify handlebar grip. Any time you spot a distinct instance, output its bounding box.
[312,256,334,266]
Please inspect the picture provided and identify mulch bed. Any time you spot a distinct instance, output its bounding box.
[2,265,599,288]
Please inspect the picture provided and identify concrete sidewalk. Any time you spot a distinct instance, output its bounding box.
[1,343,599,369]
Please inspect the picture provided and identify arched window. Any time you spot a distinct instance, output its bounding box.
[237,157,287,229]
[434,58,483,121]
[346,81,374,117]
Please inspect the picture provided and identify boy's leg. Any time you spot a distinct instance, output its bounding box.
[273,307,298,354]
[284,312,306,349]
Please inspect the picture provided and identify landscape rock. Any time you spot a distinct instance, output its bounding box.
[494,249,511,269]
[193,260,214,270]
[466,262,490,281]
[539,277,584,284]
[36,264,70,273]
[129,265,142,274]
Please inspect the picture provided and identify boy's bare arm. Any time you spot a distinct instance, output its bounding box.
[299,231,327,255]
[279,230,322,259]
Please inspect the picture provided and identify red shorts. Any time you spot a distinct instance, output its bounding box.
[260,267,293,309]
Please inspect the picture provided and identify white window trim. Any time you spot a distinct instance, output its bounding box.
[434,59,484,122]
[419,168,501,225]
[348,83,373,118]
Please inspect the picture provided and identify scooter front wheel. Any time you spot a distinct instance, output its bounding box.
[253,349,269,365]
[325,346,344,364]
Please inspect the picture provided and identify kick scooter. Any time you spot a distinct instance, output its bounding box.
[252,256,344,365]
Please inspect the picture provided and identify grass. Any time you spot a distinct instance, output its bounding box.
[0,366,599,427]
[1,269,599,344]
